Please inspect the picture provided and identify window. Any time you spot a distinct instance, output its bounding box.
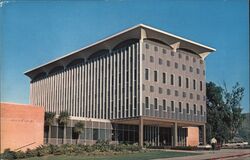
[154,71,157,82]
[162,49,166,54]
[142,84,145,91]
[193,79,196,90]
[167,89,171,95]
[171,51,174,56]
[178,53,182,59]
[171,101,174,111]
[150,86,154,92]
[186,103,189,114]
[167,60,170,67]
[200,105,203,115]
[150,56,154,62]
[142,54,145,60]
[159,87,163,94]
[162,73,166,84]
[200,81,202,91]
[190,93,193,99]
[145,44,149,49]
[179,102,182,112]
[145,69,149,80]
[203,70,205,75]
[171,74,174,85]
[196,68,200,74]
[175,90,178,97]
[154,98,158,109]
[182,64,186,71]
[194,104,197,114]
[186,55,189,60]
[154,46,158,51]
[190,66,193,72]
[145,97,149,108]
[93,129,99,140]
[163,99,166,111]
[175,62,178,69]
[159,58,163,65]
[186,78,189,88]
[197,94,200,100]
[193,57,196,63]
[183,92,186,98]
[178,76,182,87]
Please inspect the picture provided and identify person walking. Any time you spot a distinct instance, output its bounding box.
[211,137,217,152]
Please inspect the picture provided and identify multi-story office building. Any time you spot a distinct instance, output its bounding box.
[25,24,215,146]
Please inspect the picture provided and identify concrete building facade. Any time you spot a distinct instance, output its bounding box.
[25,24,215,147]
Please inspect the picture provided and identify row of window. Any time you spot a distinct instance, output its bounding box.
[145,97,203,115]
[145,43,203,64]
[145,69,203,91]
[142,85,205,101]
[142,55,205,75]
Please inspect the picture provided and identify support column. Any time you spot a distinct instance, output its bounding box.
[139,117,144,147]
[172,122,178,147]
[203,124,206,145]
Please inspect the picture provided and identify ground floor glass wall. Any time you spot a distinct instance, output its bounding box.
[44,121,189,146]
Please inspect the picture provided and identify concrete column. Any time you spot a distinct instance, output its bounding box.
[203,124,206,145]
[139,117,144,147]
[172,122,178,147]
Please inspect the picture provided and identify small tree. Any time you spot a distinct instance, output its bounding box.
[44,112,56,144]
[58,111,70,144]
[73,121,85,144]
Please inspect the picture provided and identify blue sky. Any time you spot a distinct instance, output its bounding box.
[1,0,249,112]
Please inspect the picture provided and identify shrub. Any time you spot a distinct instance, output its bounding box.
[14,151,26,159]
[25,148,38,158]
[126,144,141,152]
[1,148,16,160]
[85,145,95,152]
[36,145,51,156]
[49,144,59,154]
[94,140,110,152]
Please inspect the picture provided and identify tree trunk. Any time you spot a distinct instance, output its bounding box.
[77,134,80,145]
[48,125,51,144]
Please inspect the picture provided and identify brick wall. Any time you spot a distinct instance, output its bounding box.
[0,103,44,152]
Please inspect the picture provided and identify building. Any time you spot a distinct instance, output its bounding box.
[0,103,44,152]
[24,24,215,147]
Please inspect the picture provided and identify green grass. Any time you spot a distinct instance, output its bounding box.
[24,151,201,160]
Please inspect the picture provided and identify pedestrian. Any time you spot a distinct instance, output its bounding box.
[211,137,217,152]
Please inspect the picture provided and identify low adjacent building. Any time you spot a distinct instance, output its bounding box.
[0,103,44,152]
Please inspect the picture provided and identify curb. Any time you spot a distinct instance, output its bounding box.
[206,153,250,160]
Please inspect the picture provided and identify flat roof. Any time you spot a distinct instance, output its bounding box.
[24,24,216,78]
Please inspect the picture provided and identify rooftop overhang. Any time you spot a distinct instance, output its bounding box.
[24,24,216,79]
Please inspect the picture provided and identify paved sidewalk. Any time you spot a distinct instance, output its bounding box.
[155,149,250,160]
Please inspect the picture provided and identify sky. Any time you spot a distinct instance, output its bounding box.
[1,0,249,112]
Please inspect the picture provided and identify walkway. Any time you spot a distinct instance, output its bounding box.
[156,149,250,160]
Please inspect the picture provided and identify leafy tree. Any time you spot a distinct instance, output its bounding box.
[44,112,56,144]
[223,82,245,140]
[206,82,245,144]
[73,121,85,144]
[58,111,70,144]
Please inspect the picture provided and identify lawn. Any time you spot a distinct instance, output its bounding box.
[24,150,201,160]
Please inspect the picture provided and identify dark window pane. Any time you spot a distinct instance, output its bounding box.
[154,71,157,82]
[171,101,174,111]
[154,98,158,109]
[93,129,99,140]
[58,126,64,139]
